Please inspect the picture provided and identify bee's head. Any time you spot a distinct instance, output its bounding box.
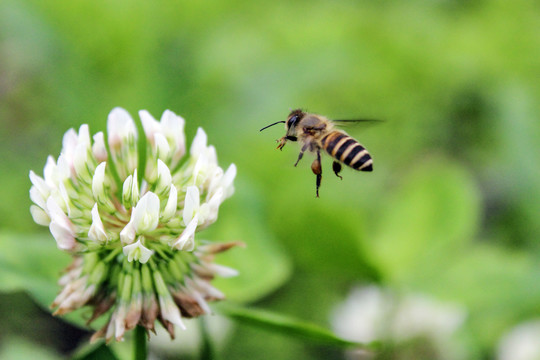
[259,109,306,134]
[286,109,305,131]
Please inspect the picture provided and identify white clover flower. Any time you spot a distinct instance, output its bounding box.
[29,108,240,343]
[497,320,540,360]
[123,239,154,263]
[331,285,467,360]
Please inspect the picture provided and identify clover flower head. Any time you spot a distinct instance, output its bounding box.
[29,107,239,342]
[331,285,467,360]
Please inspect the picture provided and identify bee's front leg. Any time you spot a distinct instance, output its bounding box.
[276,136,297,150]
[311,149,322,198]
[276,137,287,150]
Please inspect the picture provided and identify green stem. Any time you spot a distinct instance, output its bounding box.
[133,325,147,360]
[199,317,215,360]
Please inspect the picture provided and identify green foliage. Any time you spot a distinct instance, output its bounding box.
[217,303,376,348]
[0,233,70,304]
[0,337,61,360]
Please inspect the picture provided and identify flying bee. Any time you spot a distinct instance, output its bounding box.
[260,109,377,197]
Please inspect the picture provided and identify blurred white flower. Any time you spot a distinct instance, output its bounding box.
[331,285,467,360]
[391,294,466,342]
[332,286,392,344]
[497,320,540,360]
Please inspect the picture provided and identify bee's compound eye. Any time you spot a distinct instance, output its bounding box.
[288,115,298,127]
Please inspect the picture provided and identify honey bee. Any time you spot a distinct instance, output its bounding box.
[260,109,376,197]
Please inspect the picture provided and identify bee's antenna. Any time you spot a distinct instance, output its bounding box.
[260,121,286,132]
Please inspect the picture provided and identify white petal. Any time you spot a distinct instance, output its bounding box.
[207,167,224,197]
[144,159,158,184]
[161,185,178,221]
[222,163,237,198]
[155,159,171,194]
[114,305,127,341]
[92,132,108,162]
[139,109,160,142]
[159,296,186,329]
[205,187,223,224]
[122,174,134,202]
[131,169,140,201]
[46,196,69,224]
[123,239,154,263]
[29,186,47,210]
[52,276,87,307]
[192,278,225,299]
[122,170,140,209]
[105,312,116,342]
[58,182,71,214]
[56,154,72,180]
[107,107,137,147]
[78,124,91,147]
[88,204,108,242]
[120,221,136,244]
[174,214,198,251]
[73,142,89,178]
[50,220,76,250]
[30,205,50,226]
[161,110,186,163]
[92,162,107,199]
[206,145,217,166]
[61,128,78,158]
[190,127,207,158]
[29,171,50,198]
[43,156,58,186]
[208,263,239,278]
[183,280,212,314]
[183,186,199,225]
[154,133,171,160]
[191,152,207,185]
[138,245,154,264]
[131,192,160,234]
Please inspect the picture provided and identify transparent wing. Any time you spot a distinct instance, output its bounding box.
[332,119,385,128]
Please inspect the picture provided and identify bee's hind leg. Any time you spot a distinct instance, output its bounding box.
[332,161,343,180]
[311,150,322,198]
[294,142,310,167]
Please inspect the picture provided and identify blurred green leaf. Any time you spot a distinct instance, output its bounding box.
[217,303,375,349]
[206,178,292,302]
[363,158,540,347]
[0,232,70,304]
[366,158,481,284]
[0,232,108,331]
[0,336,61,360]
[72,342,119,360]
[429,244,540,347]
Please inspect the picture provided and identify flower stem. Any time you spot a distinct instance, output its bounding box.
[199,317,215,360]
[133,325,147,360]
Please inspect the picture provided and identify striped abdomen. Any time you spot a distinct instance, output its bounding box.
[320,131,373,171]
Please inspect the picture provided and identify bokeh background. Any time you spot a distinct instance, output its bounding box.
[1,0,539,359]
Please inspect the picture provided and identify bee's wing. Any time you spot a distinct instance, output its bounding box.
[332,119,384,128]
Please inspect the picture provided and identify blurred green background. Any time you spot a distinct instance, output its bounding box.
[1,0,539,359]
